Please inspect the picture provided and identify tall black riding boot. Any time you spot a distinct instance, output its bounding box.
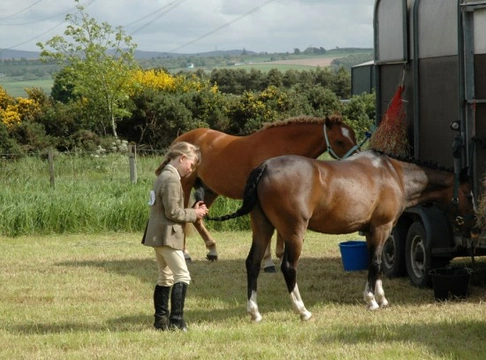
[169,282,188,332]
[153,285,171,330]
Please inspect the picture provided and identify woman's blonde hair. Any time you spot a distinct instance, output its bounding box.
[155,141,201,176]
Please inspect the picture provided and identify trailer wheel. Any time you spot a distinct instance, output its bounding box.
[382,222,407,278]
[405,221,431,287]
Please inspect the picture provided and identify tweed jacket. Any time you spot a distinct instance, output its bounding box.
[142,165,197,249]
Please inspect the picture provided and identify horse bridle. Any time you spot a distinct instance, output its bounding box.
[323,123,372,160]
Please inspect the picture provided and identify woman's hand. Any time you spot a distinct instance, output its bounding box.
[193,201,208,219]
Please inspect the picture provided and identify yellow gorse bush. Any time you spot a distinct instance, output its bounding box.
[0,86,43,130]
[129,69,177,94]
[128,69,218,95]
[0,106,22,130]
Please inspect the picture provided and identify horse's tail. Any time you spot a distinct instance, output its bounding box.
[206,162,267,221]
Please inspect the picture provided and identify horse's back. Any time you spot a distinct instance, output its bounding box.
[174,128,229,146]
[256,153,406,234]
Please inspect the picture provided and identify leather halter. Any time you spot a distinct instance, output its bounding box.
[323,123,371,160]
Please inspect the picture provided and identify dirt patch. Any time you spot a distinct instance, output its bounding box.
[262,57,337,67]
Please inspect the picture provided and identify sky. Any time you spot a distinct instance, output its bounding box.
[0,0,374,54]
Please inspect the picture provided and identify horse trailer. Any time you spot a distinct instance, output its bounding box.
[367,0,486,287]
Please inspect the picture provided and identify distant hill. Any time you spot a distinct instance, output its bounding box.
[0,49,258,60]
[0,49,41,60]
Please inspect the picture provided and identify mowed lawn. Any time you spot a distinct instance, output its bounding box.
[1,231,486,359]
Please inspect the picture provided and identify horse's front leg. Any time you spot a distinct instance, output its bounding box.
[192,218,218,261]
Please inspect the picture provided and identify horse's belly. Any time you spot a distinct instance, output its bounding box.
[308,208,369,234]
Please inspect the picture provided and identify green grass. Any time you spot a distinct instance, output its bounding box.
[0,78,53,97]
[1,231,486,359]
[0,153,250,237]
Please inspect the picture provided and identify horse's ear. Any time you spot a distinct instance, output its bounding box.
[326,113,343,125]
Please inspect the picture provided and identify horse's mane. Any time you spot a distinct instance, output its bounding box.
[372,150,454,173]
[258,114,344,132]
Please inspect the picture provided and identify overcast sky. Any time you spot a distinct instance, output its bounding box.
[0,0,374,54]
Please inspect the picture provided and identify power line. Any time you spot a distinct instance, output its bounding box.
[0,0,44,22]
[170,0,277,53]
[0,0,97,51]
[128,0,189,36]
[125,0,187,29]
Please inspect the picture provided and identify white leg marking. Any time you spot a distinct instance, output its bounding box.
[375,279,389,307]
[263,257,276,270]
[247,291,262,322]
[289,284,312,321]
[363,282,379,310]
[207,246,217,257]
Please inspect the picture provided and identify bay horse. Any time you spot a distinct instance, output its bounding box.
[207,151,476,321]
[173,115,360,266]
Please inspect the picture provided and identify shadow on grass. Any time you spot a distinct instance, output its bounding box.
[52,254,453,310]
[317,320,486,358]
[8,256,486,339]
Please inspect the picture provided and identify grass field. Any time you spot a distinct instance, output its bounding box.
[0,54,343,97]
[2,231,486,359]
[0,78,53,97]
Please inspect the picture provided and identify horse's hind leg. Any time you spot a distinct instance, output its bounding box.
[280,230,312,321]
[246,207,274,322]
[363,231,389,310]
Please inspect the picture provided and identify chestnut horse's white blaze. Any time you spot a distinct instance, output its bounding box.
[207,151,476,321]
[172,115,359,263]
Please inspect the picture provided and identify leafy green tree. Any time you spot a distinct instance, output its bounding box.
[37,0,139,138]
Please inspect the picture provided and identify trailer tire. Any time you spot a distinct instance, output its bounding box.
[405,221,432,287]
[382,221,407,278]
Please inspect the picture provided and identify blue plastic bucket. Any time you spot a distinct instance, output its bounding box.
[339,241,369,271]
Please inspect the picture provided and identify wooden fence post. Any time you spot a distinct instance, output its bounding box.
[48,147,55,189]
[129,144,137,184]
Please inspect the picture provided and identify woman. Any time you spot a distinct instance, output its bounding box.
[142,141,208,332]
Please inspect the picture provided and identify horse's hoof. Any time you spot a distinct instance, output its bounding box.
[263,266,277,273]
[300,311,313,321]
[206,254,218,261]
[379,299,389,308]
[367,303,380,311]
[250,313,263,323]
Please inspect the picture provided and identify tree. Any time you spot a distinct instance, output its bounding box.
[37,0,139,138]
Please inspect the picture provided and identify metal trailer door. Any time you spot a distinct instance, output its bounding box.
[460,1,486,199]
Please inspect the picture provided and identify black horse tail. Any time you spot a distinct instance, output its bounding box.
[206,162,267,221]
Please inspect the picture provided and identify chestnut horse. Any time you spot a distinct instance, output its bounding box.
[207,151,476,321]
[173,115,360,266]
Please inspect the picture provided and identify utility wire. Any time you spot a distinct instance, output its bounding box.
[170,0,277,53]
[125,0,187,29]
[0,0,97,51]
[0,0,44,22]
[128,0,189,35]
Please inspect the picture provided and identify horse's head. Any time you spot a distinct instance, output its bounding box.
[323,115,359,159]
[454,173,478,238]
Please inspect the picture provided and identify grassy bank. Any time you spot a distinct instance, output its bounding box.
[0,152,250,237]
[1,231,486,359]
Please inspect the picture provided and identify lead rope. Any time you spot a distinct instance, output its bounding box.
[323,123,375,160]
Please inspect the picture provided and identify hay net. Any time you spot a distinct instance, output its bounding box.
[370,84,410,157]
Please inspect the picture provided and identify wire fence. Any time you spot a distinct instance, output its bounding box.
[0,145,165,189]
